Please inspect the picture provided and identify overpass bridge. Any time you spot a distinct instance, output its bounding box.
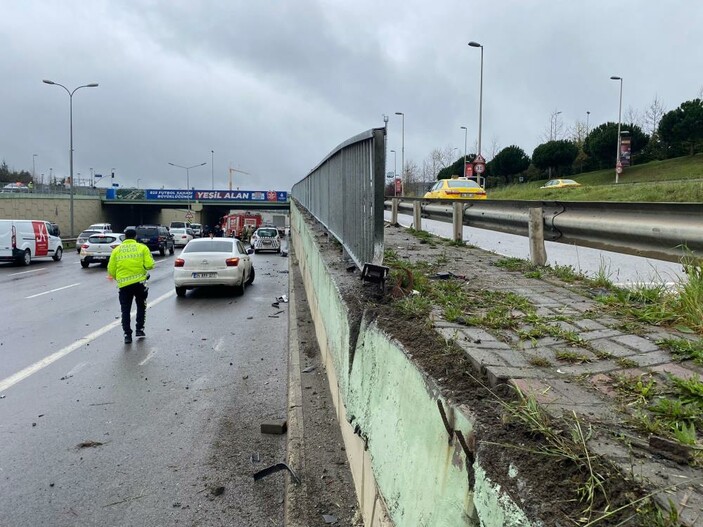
[101,188,289,229]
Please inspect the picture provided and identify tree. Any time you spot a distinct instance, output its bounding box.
[644,95,667,137]
[583,122,649,168]
[532,140,579,177]
[658,99,703,156]
[437,154,476,180]
[420,146,458,182]
[489,145,530,185]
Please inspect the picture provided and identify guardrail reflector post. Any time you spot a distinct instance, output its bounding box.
[528,207,547,266]
[413,201,422,231]
[452,202,463,242]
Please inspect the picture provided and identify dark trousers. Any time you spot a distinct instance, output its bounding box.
[118,282,148,335]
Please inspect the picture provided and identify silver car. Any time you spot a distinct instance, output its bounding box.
[173,238,254,297]
[76,229,102,253]
[80,233,125,268]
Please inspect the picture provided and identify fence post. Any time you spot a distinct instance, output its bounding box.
[413,201,422,231]
[452,202,463,242]
[528,207,547,266]
[391,198,399,225]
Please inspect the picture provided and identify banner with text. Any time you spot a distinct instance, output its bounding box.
[145,189,288,201]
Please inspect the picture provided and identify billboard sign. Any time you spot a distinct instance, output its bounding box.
[619,135,631,167]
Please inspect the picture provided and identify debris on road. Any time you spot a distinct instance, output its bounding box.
[210,486,225,496]
[77,440,104,448]
[302,366,315,373]
[251,452,260,463]
[276,295,288,303]
[261,420,287,435]
[253,462,300,485]
[322,514,338,524]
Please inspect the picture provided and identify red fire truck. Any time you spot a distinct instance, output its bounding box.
[222,212,263,238]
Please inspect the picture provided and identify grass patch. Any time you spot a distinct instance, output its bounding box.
[407,227,436,245]
[555,350,593,364]
[658,338,703,365]
[527,355,552,367]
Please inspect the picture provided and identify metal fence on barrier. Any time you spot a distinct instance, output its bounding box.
[292,128,386,269]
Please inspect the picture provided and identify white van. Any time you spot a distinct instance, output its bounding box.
[87,223,112,232]
[0,220,63,265]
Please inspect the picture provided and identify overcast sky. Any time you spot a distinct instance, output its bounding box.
[2,1,701,191]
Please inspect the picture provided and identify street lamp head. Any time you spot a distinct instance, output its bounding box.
[390,149,396,153]
[395,112,403,116]
[42,79,55,85]
[610,76,622,81]
[86,83,99,88]
[468,41,482,48]
[460,126,467,130]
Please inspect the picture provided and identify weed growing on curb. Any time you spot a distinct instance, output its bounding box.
[658,338,703,365]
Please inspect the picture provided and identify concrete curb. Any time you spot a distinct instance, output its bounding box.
[284,250,306,526]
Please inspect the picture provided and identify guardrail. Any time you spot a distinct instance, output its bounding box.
[386,198,703,263]
[292,128,386,269]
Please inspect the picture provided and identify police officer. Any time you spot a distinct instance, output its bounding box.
[107,227,155,344]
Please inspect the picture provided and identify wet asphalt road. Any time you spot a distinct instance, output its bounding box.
[0,245,290,526]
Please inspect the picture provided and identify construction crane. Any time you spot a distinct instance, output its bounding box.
[228,165,251,191]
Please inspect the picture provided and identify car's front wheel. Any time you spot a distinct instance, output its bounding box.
[159,246,165,256]
[80,260,89,268]
[53,247,63,261]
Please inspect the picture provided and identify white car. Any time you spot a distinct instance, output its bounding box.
[80,233,125,268]
[170,227,193,247]
[251,227,281,253]
[173,237,255,297]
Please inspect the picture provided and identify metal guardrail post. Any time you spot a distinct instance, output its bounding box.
[413,201,422,231]
[452,202,463,243]
[528,207,547,266]
[391,198,399,226]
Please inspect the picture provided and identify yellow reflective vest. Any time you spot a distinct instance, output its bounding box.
[107,239,155,288]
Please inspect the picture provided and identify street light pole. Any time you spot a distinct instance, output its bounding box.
[211,150,214,190]
[394,112,405,196]
[468,42,484,161]
[390,149,397,196]
[586,110,590,137]
[168,161,207,211]
[460,126,468,177]
[32,154,37,182]
[43,79,99,237]
[611,76,623,184]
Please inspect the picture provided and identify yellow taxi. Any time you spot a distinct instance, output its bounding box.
[540,179,582,189]
[423,177,487,200]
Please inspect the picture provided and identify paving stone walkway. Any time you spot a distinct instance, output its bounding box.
[386,225,703,525]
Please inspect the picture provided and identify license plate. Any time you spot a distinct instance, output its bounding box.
[263,240,271,245]
[192,272,216,278]
[461,193,473,198]
[93,256,107,260]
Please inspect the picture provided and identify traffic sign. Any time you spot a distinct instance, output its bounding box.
[474,162,485,174]
[185,211,194,220]
[615,166,622,174]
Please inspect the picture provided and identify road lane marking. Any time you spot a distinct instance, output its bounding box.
[214,337,225,352]
[138,348,159,366]
[9,268,47,276]
[26,283,80,299]
[0,290,175,393]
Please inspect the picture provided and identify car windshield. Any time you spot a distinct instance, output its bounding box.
[183,240,234,253]
[87,235,120,244]
[257,228,278,237]
[171,228,186,234]
[79,230,99,238]
[447,180,481,189]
